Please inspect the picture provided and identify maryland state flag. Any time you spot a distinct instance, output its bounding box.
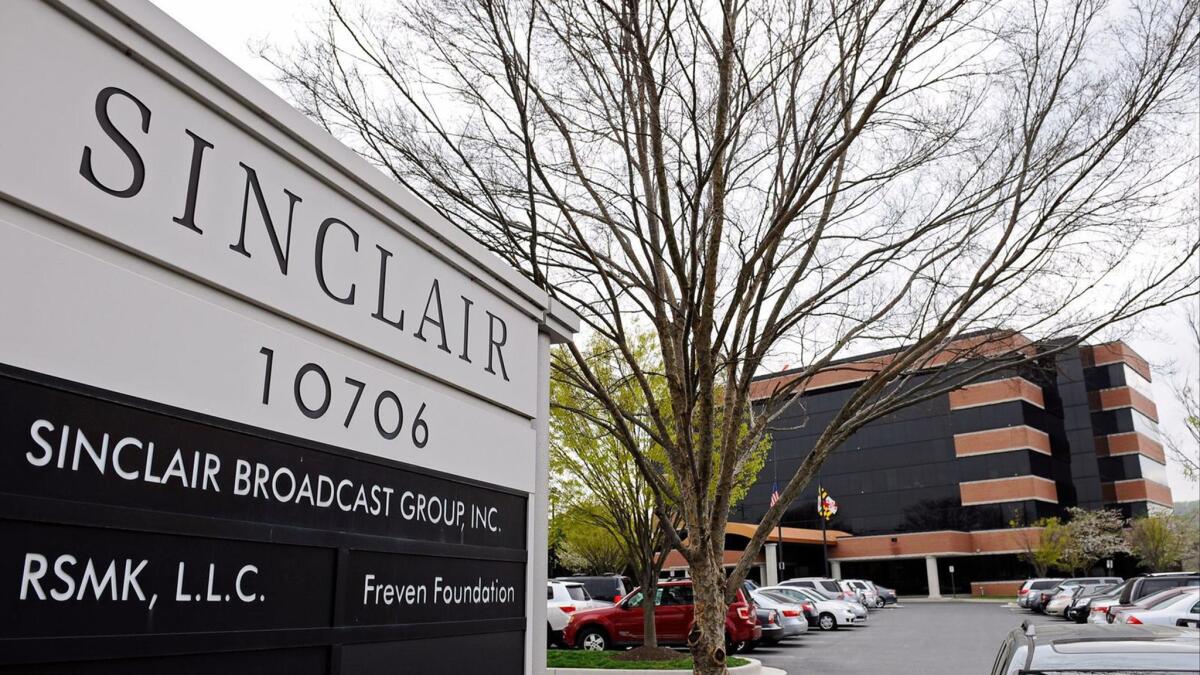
[817,486,838,520]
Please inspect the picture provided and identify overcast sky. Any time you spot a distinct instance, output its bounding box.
[151,0,1200,503]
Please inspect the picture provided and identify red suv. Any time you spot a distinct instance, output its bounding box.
[563,580,761,653]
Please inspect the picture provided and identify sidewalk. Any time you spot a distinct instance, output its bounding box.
[898,596,1012,604]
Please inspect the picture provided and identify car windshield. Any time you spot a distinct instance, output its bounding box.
[764,590,804,605]
[819,580,842,592]
[792,588,823,603]
[1134,587,1191,609]
[1145,590,1198,610]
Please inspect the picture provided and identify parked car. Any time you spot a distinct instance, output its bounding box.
[555,574,632,604]
[1064,583,1118,622]
[547,605,570,646]
[1032,576,1122,614]
[841,579,879,608]
[1042,586,1078,617]
[1017,578,1063,609]
[1043,579,1119,617]
[780,577,861,604]
[1085,579,1134,624]
[989,621,1200,675]
[548,580,610,613]
[759,585,864,631]
[752,607,784,648]
[871,582,898,607]
[750,590,809,640]
[562,580,761,652]
[1115,587,1200,627]
[1103,573,1200,624]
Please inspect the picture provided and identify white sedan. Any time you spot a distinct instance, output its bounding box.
[759,585,864,631]
[1116,588,1200,627]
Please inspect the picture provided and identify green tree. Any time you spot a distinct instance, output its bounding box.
[1128,513,1195,572]
[553,505,629,574]
[1014,517,1069,577]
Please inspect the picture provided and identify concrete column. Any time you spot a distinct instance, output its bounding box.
[764,543,780,586]
[925,556,942,599]
[527,332,551,674]
[830,560,842,579]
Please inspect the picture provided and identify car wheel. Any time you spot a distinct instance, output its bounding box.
[577,627,609,651]
[818,612,837,631]
[874,597,885,609]
[741,639,757,653]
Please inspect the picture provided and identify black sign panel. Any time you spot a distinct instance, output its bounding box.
[345,550,526,625]
[0,374,526,549]
[0,366,527,672]
[0,520,335,637]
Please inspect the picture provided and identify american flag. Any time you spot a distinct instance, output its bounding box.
[769,482,780,507]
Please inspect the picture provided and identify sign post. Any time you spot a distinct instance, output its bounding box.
[0,1,577,672]
[949,565,957,599]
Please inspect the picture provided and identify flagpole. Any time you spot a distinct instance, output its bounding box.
[773,452,783,580]
[819,474,830,578]
[821,503,829,577]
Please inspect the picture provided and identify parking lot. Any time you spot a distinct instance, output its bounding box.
[755,601,1055,675]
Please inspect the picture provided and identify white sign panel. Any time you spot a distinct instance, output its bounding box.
[0,0,538,417]
[0,208,536,492]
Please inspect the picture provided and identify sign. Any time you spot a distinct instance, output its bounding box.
[949,565,955,573]
[0,0,576,672]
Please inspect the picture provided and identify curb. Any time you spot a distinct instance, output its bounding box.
[547,657,763,675]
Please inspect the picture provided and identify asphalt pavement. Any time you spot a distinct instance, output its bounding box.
[753,601,1058,675]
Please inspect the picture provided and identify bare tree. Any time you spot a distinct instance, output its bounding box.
[1164,308,1200,480]
[269,0,1199,671]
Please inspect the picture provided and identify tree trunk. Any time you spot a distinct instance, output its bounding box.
[642,598,658,648]
[642,556,658,647]
[687,554,729,675]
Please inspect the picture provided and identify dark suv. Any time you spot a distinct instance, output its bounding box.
[990,621,1200,674]
[1105,573,1200,623]
[555,575,633,604]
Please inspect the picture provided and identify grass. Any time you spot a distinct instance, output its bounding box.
[547,650,750,670]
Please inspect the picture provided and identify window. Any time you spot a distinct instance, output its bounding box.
[819,580,841,593]
[547,586,554,600]
[1121,365,1155,400]
[662,586,694,606]
[1137,578,1187,598]
[1130,409,1161,440]
[625,588,666,607]
[1138,456,1168,485]
[1031,580,1061,590]
[568,586,590,601]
